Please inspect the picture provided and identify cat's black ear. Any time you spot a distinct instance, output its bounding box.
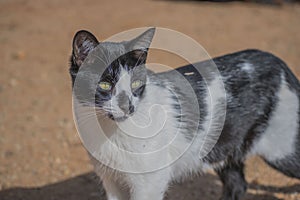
[126,28,155,62]
[72,30,99,67]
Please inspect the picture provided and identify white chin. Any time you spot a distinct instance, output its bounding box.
[109,113,127,121]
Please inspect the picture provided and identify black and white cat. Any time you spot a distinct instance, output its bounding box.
[69,28,300,200]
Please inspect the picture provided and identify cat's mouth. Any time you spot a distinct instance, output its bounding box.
[107,113,132,122]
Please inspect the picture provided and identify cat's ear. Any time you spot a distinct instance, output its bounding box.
[126,28,155,61]
[72,30,99,67]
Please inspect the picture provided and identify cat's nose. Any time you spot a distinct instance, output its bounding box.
[119,101,134,115]
[117,91,133,115]
[119,101,130,114]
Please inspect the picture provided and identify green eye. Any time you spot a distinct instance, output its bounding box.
[131,80,143,89]
[99,82,112,91]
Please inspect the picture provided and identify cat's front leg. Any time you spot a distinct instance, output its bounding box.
[129,172,170,200]
[215,161,247,200]
[102,177,129,200]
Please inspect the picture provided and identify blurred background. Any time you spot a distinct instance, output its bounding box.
[0,0,300,199]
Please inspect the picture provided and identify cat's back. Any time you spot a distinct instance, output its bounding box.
[160,49,300,163]
[157,49,300,130]
[172,49,300,97]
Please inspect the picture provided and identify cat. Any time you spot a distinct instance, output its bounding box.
[69,27,300,200]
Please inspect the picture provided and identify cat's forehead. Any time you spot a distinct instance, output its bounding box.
[86,41,147,78]
[88,42,129,70]
[97,42,126,58]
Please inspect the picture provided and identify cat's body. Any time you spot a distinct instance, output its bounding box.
[70,28,300,200]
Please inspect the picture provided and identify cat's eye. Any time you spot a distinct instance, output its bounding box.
[99,82,112,91]
[131,80,143,89]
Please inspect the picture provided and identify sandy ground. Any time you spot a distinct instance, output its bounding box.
[0,0,300,199]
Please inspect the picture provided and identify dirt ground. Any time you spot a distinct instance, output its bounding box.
[0,0,300,199]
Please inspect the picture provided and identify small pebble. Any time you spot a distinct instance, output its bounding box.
[12,51,26,60]
[55,157,61,164]
[4,150,14,158]
[9,78,18,87]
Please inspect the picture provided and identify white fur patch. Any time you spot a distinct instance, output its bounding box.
[240,63,254,73]
[251,75,299,161]
[115,66,132,95]
[171,75,227,178]
[199,76,227,158]
[184,72,194,76]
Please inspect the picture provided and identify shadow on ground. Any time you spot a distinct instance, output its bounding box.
[160,0,300,5]
[0,172,299,200]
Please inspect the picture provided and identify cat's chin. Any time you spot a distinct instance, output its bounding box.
[107,113,130,122]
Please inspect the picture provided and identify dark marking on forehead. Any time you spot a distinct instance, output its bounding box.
[100,60,121,84]
[131,66,147,81]
[116,50,147,70]
[99,51,148,83]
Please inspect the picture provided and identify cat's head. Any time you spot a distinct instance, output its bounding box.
[70,28,155,121]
